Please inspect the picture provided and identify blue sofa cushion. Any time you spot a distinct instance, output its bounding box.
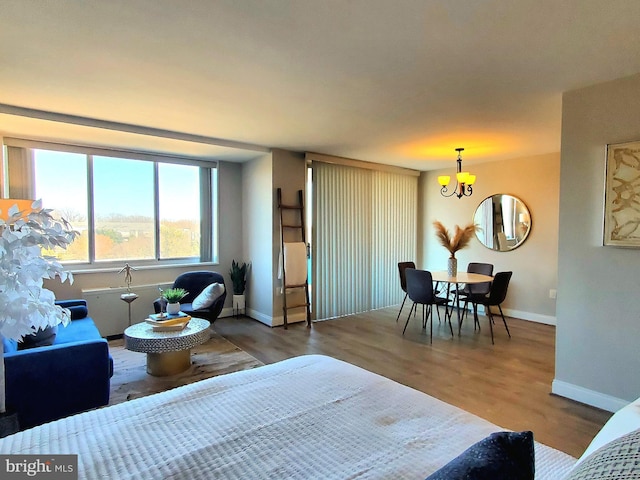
[19,325,58,350]
[425,431,535,480]
[55,318,102,345]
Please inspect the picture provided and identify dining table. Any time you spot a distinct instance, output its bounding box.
[431,271,494,334]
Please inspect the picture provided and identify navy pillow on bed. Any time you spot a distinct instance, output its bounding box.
[425,430,535,480]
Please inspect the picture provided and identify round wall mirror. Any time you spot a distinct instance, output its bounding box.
[473,194,531,251]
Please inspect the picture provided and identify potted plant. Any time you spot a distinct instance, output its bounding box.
[433,221,478,277]
[161,288,188,315]
[0,200,78,436]
[229,260,250,315]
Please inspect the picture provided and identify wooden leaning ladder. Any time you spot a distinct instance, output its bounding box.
[277,188,311,329]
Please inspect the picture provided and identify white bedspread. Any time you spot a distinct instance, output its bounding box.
[0,355,576,479]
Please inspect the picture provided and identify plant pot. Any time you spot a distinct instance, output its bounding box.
[166,302,181,315]
[233,294,245,316]
[447,257,458,277]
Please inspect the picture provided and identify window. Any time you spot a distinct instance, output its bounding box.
[158,162,202,259]
[5,139,218,267]
[92,156,155,261]
[33,149,89,262]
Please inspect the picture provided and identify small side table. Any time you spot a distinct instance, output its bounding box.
[123,318,211,376]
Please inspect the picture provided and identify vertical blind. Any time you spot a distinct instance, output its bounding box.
[312,161,417,320]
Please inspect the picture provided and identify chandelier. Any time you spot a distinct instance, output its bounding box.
[437,148,476,199]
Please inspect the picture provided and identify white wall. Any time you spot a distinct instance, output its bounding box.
[554,73,640,412]
[238,149,307,327]
[218,160,245,294]
[242,152,274,325]
[419,153,561,323]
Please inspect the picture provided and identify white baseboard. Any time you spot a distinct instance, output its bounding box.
[219,307,306,327]
[394,302,556,326]
[551,379,628,413]
[502,308,556,326]
[246,308,275,326]
[263,310,307,327]
[223,304,555,327]
[219,306,269,323]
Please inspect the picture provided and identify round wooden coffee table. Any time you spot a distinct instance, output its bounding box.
[124,317,211,376]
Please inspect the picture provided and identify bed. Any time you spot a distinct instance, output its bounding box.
[0,354,581,478]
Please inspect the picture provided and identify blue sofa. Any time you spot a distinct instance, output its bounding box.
[2,299,113,430]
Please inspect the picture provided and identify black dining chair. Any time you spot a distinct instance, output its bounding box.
[459,262,494,327]
[396,261,415,323]
[465,271,513,344]
[402,268,451,343]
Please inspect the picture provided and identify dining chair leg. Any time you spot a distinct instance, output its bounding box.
[498,304,511,338]
[458,302,466,335]
[463,303,480,335]
[463,300,471,330]
[489,309,495,325]
[403,303,416,334]
[456,296,465,334]
[429,306,433,344]
[473,303,480,330]
[422,304,428,329]
[442,283,454,324]
[395,293,408,323]
[463,299,473,323]
[486,307,495,344]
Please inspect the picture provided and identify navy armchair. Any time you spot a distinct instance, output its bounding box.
[154,271,227,323]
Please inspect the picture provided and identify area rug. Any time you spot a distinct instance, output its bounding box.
[108,330,264,406]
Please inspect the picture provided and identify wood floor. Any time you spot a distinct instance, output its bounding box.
[214,306,612,458]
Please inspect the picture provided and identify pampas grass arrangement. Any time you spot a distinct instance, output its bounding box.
[433,221,478,258]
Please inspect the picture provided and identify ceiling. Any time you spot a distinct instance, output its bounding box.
[2,0,640,170]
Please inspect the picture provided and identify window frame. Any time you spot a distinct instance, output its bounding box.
[3,137,219,270]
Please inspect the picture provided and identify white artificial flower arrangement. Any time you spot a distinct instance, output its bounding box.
[0,199,79,415]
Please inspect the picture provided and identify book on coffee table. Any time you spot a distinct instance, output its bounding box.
[151,321,190,332]
[148,312,189,322]
[145,313,192,331]
[146,314,191,327]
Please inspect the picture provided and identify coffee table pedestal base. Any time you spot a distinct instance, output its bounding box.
[147,349,191,376]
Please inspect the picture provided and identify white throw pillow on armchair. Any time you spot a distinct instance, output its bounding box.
[192,283,225,310]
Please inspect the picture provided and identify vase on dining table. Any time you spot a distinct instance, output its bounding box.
[447,257,458,277]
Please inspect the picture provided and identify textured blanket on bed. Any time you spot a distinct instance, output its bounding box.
[0,354,576,479]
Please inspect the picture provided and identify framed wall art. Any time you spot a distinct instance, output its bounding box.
[604,140,640,247]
